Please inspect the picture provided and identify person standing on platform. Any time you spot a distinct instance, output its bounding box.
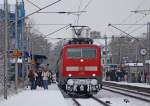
[42,68,50,89]
[28,68,37,90]
[36,68,43,87]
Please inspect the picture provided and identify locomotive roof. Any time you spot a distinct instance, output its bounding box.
[63,44,100,48]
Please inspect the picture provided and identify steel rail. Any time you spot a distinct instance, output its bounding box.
[103,87,150,103]
[103,85,150,97]
[103,81,150,94]
[92,96,110,106]
[71,98,82,106]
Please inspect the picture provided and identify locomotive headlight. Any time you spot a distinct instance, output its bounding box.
[68,74,72,77]
[92,74,96,77]
[80,59,84,62]
[67,79,74,85]
[91,79,97,85]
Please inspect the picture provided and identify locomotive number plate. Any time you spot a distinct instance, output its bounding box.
[74,79,90,85]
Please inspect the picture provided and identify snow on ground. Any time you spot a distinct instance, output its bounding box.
[76,98,104,106]
[1,83,150,106]
[0,84,68,106]
[105,81,150,88]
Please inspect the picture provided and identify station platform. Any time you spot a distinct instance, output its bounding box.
[0,84,68,106]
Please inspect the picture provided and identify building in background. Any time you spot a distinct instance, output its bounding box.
[0,2,26,83]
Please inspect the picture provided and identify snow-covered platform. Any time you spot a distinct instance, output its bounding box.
[103,81,150,93]
[0,84,68,106]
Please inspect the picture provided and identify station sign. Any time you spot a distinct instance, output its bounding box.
[12,49,22,57]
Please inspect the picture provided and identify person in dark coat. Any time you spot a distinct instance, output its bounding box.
[28,69,37,90]
[106,71,110,81]
[36,68,43,87]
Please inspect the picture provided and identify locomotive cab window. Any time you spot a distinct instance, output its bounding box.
[67,48,81,58]
[82,48,96,58]
[67,48,96,58]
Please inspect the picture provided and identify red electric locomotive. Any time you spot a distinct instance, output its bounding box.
[56,38,102,95]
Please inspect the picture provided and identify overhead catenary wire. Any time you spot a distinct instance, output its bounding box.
[124,13,150,33]
[129,24,146,34]
[74,0,94,25]
[36,11,86,15]
[122,0,147,32]
[110,13,150,37]
[109,0,147,36]
[110,24,147,26]
[19,0,62,22]
[120,0,146,24]
[27,24,69,26]
[25,0,41,9]
[0,0,62,31]
[75,0,83,25]
[81,0,93,11]
[43,24,71,38]
[108,24,139,41]
[112,13,150,36]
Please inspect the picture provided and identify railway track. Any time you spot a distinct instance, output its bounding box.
[104,85,150,97]
[71,97,110,106]
[103,86,150,103]
[71,98,81,106]
[91,96,110,106]
[59,85,110,106]
[103,81,150,94]
[61,89,110,106]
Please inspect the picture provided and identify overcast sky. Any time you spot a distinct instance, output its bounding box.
[1,0,150,42]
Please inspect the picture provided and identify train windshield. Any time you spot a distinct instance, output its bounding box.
[67,48,96,58]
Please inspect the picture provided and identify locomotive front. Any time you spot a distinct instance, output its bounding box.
[59,42,103,94]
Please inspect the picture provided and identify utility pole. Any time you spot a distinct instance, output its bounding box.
[24,21,31,86]
[147,22,150,84]
[22,17,25,87]
[15,0,18,93]
[119,38,122,64]
[21,0,26,87]
[4,0,8,99]
[104,35,108,79]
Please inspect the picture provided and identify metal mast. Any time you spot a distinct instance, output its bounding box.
[15,0,18,93]
[147,22,150,84]
[4,0,8,99]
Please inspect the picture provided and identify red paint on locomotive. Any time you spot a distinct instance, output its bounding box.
[57,42,103,94]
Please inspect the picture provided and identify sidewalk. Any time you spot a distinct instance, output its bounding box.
[0,84,68,106]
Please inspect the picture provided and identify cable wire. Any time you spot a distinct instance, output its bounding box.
[25,0,41,9]
[82,0,93,11]
[75,0,83,25]
[44,24,71,38]
[0,0,62,31]
[120,0,146,24]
